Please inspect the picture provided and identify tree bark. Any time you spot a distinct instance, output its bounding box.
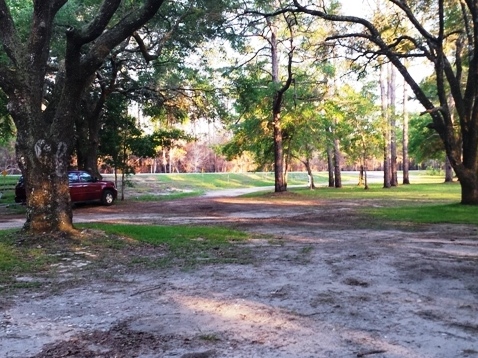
[445,156,454,183]
[364,165,369,190]
[358,165,364,186]
[271,22,286,192]
[389,64,398,186]
[333,135,342,188]
[402,72,410,184]
[459,175,478,204]
[273,111,286,192]
[16,128,74,233]
[327,144,334,187]
[303,157,315,189]
[269,15,294,193]
[380,64,392,188]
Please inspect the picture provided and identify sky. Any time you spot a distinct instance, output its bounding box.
[338,0,374,17]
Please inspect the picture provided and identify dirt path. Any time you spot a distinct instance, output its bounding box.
[1,194,478,358]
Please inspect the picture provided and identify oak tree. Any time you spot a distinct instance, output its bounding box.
[0,0,166,233]
[292,0,478,204]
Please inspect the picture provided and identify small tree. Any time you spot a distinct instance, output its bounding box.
[339,84,382,189]
[99,104,143,200]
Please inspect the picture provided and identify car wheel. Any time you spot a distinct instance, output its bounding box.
[101,189,115,206]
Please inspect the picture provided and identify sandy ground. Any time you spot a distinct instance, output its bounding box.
[1,191,478,358]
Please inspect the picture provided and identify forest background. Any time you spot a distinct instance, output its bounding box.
[0,0,445,180]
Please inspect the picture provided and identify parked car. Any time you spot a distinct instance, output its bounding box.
[15,170,117,206]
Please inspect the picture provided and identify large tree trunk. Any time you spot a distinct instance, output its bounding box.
[402,74,410,185]
[333,136,342,188]
[327,144,334,187]
[444,156,454,183]
[15,111,75,233]
[458,173,478,204]
[269,15,295,193]
[380,64,392,188]
[389,64,398,186]
[302,157,315,189]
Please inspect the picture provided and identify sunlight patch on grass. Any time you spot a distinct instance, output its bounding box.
[291,182,461,202]
[134,191,203,201]
[80,223,248,245]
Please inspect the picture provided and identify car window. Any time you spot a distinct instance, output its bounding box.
[68,172,79,183]
[79,172,94,182]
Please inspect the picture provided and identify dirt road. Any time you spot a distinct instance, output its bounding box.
[1,193,478,358]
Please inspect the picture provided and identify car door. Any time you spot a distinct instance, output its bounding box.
[68,172,85,202]
[78,171,101,201]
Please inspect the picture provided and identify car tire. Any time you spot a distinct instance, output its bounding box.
[101,189,115,206]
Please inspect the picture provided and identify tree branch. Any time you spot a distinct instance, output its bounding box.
[0,67,17,96]
[28,1,68,80]
[80,0,166,74]
[0,0,22,66]
[292,0,436,113]
[66,0,121,45]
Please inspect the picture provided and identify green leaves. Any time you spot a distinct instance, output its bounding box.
[408,114,444,163]
[0,90,14,144]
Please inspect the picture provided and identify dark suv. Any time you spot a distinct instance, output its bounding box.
[15,170,117,206]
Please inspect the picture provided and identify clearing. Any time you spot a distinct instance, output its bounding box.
[1,191,478,358]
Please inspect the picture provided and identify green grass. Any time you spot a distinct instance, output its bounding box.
[0,230,62,288]
[0,175,20,205]
[134,191,203,201]
[145,172,310,190]
[291,182,461,202]
[79,223,252,268]
[364,203,478,224]
[0,175,20,188]
[115,171,315,198]
[115,170,449,200]
[287,182,477,225]
[81,223,248,246]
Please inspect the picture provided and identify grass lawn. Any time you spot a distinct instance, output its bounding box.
[286,181,477,226]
